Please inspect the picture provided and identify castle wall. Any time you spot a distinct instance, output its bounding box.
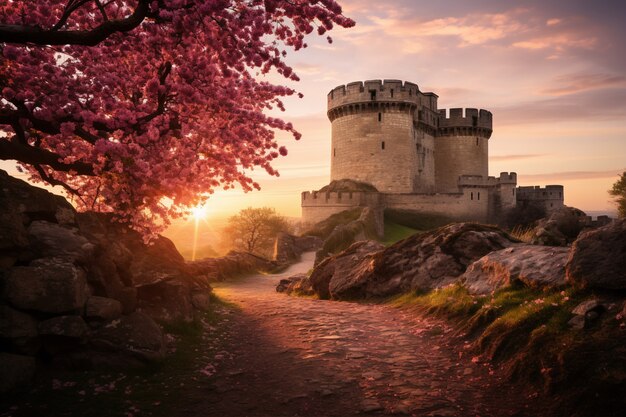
[517,185,564,213]
[301,191,382,225]
[384,188,490,222]
[330,107,418,193]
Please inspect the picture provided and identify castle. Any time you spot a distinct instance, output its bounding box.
[301,79,564,230]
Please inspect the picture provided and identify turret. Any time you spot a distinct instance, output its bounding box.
[434,108,493,193]
[327,80,438,193]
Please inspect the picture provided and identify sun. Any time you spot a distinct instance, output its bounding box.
[191,204,206,221]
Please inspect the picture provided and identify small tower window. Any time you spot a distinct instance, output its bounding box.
[512,189,515,196]
[370,90,376,100]
[381,141,385,150]
[477,192,480,200]
[333,148,336,157]
[378,112,382,122]
[471,192,474,200]
[390,89,394,98]
[476,137,479,146]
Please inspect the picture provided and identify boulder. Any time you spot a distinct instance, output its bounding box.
[309,240,385,299]
[0,169,76,225]
[38,315,89,339]
[27,221,94,263]
[2,258,87,313]
[89,312,165,364]
[308,223,518,300]
[85,296,123,321]
[462,245,569,295]
[0,305,39,354]
[529,207,587,246]
[568,299,606,329]
[0,352,36,392]
[273,232,322,264]
[191,290,212,311]
[276,273,314,296]
[188,251,279,281]
[136,280,194,323]
[566,219,626,289]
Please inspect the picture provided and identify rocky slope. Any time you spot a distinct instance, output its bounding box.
[0,170,275,392]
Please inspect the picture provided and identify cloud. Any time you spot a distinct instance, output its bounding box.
[491,154,546,162]
[520,170,624,182]
[540,73,626,96]
[494,87,626,125]
[513,33,597,52]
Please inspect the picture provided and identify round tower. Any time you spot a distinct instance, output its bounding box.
[327,79,435,193]
[434,108,493,193]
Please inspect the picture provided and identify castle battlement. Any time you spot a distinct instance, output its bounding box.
[517,185,563,199]
[327,79,438,112]
[438,108,493,130]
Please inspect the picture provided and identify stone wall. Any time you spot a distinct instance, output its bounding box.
[517,185,564,213]
[384,188,490,222]
[301,191,382,226]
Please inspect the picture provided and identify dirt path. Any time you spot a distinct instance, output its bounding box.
[183,252,542,417]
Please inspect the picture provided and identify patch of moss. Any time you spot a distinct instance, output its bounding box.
[388,283,484,318]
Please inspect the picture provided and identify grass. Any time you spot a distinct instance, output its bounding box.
[384,209,453,231]
[509,225,535,243]
[385,281,626,415]
[382,220,419,246]
[1,295,235,417]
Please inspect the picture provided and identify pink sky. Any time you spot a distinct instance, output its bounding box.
[205,0,625,220]
[2,0,624,225]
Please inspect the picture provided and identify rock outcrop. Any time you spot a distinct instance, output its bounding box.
[314,207,383,265]
[309,240,385,299]
[566,219,626,289]
[308,223,518,300]
[187,251,280,281]
[0,170,214,391]
[462,245,569,295]
[529,206,587,246]
[273,232,323,264]
[275,273,314,296]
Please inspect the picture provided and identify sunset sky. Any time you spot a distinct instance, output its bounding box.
[2,0,624,226]
[210,0,626,220]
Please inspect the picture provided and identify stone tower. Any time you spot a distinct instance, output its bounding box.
[327,79,492,194]
[328,80,439,193]
[435,108,492,193]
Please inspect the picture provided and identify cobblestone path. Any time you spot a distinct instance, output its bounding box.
[189,252,542,417]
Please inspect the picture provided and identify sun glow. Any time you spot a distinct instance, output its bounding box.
[191,205,207,221]
[190,204,208,262]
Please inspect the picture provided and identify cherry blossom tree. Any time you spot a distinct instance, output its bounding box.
[0,0,354,237]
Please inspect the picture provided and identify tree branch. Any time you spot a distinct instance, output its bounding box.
[0,0,151,46]
[0,137,94,175]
